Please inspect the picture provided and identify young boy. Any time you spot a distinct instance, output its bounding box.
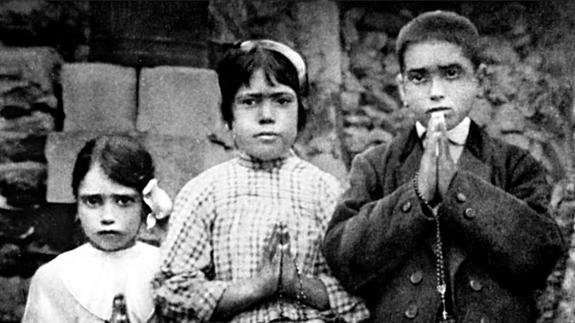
[322,10,565,323]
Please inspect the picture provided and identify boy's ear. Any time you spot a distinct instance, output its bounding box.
[396,73,406,103]
[475,63,487,98]
[475,63,488,85]
[225,120,235,132]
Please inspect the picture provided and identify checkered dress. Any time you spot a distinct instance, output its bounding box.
[152,153,369,323]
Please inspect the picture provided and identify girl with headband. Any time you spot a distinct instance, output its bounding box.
[152,40,369,322]
[23,134,172,323]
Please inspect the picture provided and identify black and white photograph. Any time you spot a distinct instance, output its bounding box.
[0,1,573,322]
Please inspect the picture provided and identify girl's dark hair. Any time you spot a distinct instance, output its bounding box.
[71,135,155,199]
[216,44,308,132]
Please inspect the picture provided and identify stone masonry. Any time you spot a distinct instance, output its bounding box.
[62,63,137,132]
[1,1,575,322]
[0,46,61,322]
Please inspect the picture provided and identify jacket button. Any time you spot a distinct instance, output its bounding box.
[456,192,467,202]
[464,208,476,219]
[470,279,483,291]
[404,303,418,319]
[432,242,440,255]
[401,201,412,212]
[409,271,423,285]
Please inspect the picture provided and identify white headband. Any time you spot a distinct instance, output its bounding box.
[239,39,307,87]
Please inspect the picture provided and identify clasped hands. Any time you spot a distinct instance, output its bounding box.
[257,222,303,301]
[417,112,458,206]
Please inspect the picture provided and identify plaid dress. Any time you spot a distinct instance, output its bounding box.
[152,153,369,323]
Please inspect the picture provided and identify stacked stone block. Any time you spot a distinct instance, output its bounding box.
[62,63,137,132]
[48,63,233,242]
[0,46,61,223]
[0,47,60,194]
[137,66,222,138]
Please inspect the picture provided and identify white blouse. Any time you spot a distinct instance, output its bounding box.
[23,242,159,323]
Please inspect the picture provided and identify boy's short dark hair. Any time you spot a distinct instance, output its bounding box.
[72,135,155,199]
[216,43,308,132]
[396,10,481,71]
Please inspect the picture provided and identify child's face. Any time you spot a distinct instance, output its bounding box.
[231,69,298,160]
[77,164,143,251]
[398,40,480,130]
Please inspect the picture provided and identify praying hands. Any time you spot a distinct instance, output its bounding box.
[418,112,458,206]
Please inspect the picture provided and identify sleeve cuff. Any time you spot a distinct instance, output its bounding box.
[317,274,370,322]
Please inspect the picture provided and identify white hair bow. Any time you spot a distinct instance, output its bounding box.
[142,179,173,229]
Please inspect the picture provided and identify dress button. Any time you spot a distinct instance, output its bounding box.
[464,208,476,219]
[456,192,467,202]
[409,271,423,285]
[470,279,483,291]
[401,201,412,212]
[404,303,418,319]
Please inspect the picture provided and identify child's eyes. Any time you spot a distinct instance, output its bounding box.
[275,96,295,105]
[81,196,103,208]
[237,98,257,106]
[407,67,464,85]
[407,73,427,84]
[79,195,137,208]
[114,196,136,207]
[443,67,463,79]
[235,96,294,107]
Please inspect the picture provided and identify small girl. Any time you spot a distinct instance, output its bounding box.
[22,134,172,323]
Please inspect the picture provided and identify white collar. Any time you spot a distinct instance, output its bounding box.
[415,116,471,146]
[54,242,159,322]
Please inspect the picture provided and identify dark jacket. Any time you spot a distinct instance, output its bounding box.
[323,121,565,323]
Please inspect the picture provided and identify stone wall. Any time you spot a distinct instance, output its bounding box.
[0,45,62,322]
[1,1,575,322]
[0,1,86,321]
